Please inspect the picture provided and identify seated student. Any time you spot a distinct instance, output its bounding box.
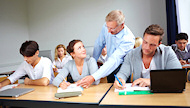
[0,41,54,88]
[134,37,143,48]
[171,33,190,65]
[114,24,182,89]
[52,40,100,89]
[53,44,72,73]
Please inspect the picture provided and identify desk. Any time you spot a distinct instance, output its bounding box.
[0,83,112,108]
[100,83,190,108]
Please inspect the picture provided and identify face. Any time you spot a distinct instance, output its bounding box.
[106,21,123,35]
[24,51,39,65]
[175,39,188,51]
[142,33,161,56]
[57,47,65,57]
[71,42,86,59]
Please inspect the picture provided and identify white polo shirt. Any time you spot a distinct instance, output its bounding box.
[8,57,54,84]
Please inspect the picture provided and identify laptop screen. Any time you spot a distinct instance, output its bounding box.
[150,69,186,93]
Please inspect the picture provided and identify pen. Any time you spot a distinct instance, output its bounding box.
[114,74,123,86]
[61,76,67,82]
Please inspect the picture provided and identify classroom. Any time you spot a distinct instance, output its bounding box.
[0,0,190,108]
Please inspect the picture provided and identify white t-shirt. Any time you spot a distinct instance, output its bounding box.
[141,58,156,78]
[53,55,72,72]
[8,57,54,84]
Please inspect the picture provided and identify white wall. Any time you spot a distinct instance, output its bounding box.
[28,0,167,52]
[0,0,29,73]
[0,0,167,73]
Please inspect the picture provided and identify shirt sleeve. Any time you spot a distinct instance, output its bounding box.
[8,62,27,84]
[42,58,54,83]
[92,36,135,81]
[88,57,100,85]
[93,24,106,61]
[52,63,70,87]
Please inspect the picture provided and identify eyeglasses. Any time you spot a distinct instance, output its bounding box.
[105,23,123,31]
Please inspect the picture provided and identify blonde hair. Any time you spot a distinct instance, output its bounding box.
[54,44,66,61]
[134,37,143,48]
[105,10,125,25]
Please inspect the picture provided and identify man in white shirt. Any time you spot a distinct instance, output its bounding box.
[0,41,54,88]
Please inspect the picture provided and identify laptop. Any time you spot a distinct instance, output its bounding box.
[0,88,34,97]
[150,69,186,93]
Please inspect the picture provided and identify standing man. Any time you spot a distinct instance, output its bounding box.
[77,10,135,88]
[114,24,182,89]
[171,33,190,65]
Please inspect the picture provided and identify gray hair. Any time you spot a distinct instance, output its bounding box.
[105,10,125,25]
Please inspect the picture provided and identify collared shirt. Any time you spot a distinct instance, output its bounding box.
[8,57,54,84]
[171,44,190,63]
[92,23,135,81]
[53,55,72,73]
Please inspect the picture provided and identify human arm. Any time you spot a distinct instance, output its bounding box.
[113,78,125,89]
[0,79,11,88]
[24,77,49,86]
[52,63,70,87]
[92,26,135,81]
[165,47,182,69]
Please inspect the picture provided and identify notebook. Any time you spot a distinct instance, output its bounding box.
[150,69,186,93]
[0,88,34,97]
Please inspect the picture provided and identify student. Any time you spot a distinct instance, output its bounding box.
[0,41,54,88]
[52,40,100,89]
[53,44,72,73]
[114,24,182,89]
[171,33,190,65]
[134,37,143,48]
[77,10,135,88]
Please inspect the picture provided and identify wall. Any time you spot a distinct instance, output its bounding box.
[0,0,167,73]
[0,0,29,73]
[28,0,167,53]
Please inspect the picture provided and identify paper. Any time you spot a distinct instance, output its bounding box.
[114,83,150,92]
[57,84,83,93]
[0,84,19,92]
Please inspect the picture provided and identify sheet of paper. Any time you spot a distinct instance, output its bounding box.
[0,84,19,92]
[57,84,83,93]
[114,83,150,92]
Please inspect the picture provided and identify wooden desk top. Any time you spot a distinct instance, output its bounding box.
[100,83,190,107]
[0,83,112,104]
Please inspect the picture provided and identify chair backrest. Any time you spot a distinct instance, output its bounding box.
[39,50,53,61]
[85,46,94,57]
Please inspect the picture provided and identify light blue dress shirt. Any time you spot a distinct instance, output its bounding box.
[92,23,135,81]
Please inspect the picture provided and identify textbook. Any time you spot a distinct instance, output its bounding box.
[55,84,83,98]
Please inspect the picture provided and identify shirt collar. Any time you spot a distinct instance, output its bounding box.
[175,46,188,52]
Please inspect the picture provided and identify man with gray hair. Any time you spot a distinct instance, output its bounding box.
[77,10,135,88]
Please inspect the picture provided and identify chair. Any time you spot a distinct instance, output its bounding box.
[39,50,53,61]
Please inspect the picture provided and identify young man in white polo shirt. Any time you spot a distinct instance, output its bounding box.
[0,41,54,88]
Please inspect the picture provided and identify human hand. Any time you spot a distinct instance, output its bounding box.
[59,81,71,90]
[77,75,95,88]
[24,77,31,85]
[180,60,187,65]
[53,68,58,72]
[132,78,150,87]
[113,78,125,90]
